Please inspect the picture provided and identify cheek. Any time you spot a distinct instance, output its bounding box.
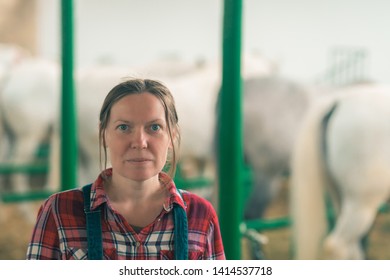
[156,139,171,156]
[104,130,119,151]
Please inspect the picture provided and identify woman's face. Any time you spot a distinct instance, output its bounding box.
[104,92,172,183]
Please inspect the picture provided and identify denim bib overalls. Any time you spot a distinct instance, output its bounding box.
[82,184,188,260]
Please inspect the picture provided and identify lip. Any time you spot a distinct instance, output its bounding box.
[127,158,153,163]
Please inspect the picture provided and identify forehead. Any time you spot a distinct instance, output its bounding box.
[110,92,166,121]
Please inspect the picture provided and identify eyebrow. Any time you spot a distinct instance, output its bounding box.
[112,118,166,124]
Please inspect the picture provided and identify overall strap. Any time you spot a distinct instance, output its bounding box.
[173,189,188,260]
[82,184,103,260]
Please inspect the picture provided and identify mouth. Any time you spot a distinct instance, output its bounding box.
[127,158,153,163]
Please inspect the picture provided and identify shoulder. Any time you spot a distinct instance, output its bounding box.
[180,189,217,219]
[46,188,83,204]
[40,188,84,216]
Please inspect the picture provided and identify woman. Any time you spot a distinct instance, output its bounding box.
[26,78,225,260]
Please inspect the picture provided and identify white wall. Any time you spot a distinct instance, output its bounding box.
[36,0,390,83]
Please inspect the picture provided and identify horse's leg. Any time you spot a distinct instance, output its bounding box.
[324,155,390,259]
[9,137,39,193]
[323,89,390,259]
[242,173,272,260]
[325,150,390,259]
[8,134,44,223]
[244,173,272,220]
[323,195,384,259]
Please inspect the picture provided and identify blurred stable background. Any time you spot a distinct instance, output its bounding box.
[0,0,389,260]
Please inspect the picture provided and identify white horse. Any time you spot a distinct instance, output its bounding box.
[0,44,60,222]
[290,83,390,259]
[0,44,27,170]
[0,44,60,192]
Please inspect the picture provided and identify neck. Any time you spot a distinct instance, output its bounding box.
[105,173,163,203]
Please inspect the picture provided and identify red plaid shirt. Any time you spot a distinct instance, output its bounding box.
[26,169,225,260]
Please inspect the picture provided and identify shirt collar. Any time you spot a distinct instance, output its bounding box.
[89,169,110,210]
[160,172,187,212]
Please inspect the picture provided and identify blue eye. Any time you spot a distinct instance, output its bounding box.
[118,124,129,131]
[150,124,161,132]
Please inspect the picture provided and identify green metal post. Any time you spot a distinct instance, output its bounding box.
[61,0,77,190]
[218,0,243,260]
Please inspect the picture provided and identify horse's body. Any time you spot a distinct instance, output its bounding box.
[290,83,390,259]
[242,76,312,220]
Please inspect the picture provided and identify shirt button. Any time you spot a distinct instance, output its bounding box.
[135,242,141,247]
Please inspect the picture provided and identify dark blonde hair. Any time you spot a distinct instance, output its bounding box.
[99,78,180,178]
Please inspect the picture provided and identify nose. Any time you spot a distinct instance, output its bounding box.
[131,128,147,149]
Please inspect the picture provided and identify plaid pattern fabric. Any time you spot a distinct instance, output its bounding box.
[26,169,225,260]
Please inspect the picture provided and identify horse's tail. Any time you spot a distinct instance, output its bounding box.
[290,94,339,259]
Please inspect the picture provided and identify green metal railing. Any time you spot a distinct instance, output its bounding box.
[1,190,54,203]
[0,164,48,175]
[218,0,244,260]
[60,0,78,190]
